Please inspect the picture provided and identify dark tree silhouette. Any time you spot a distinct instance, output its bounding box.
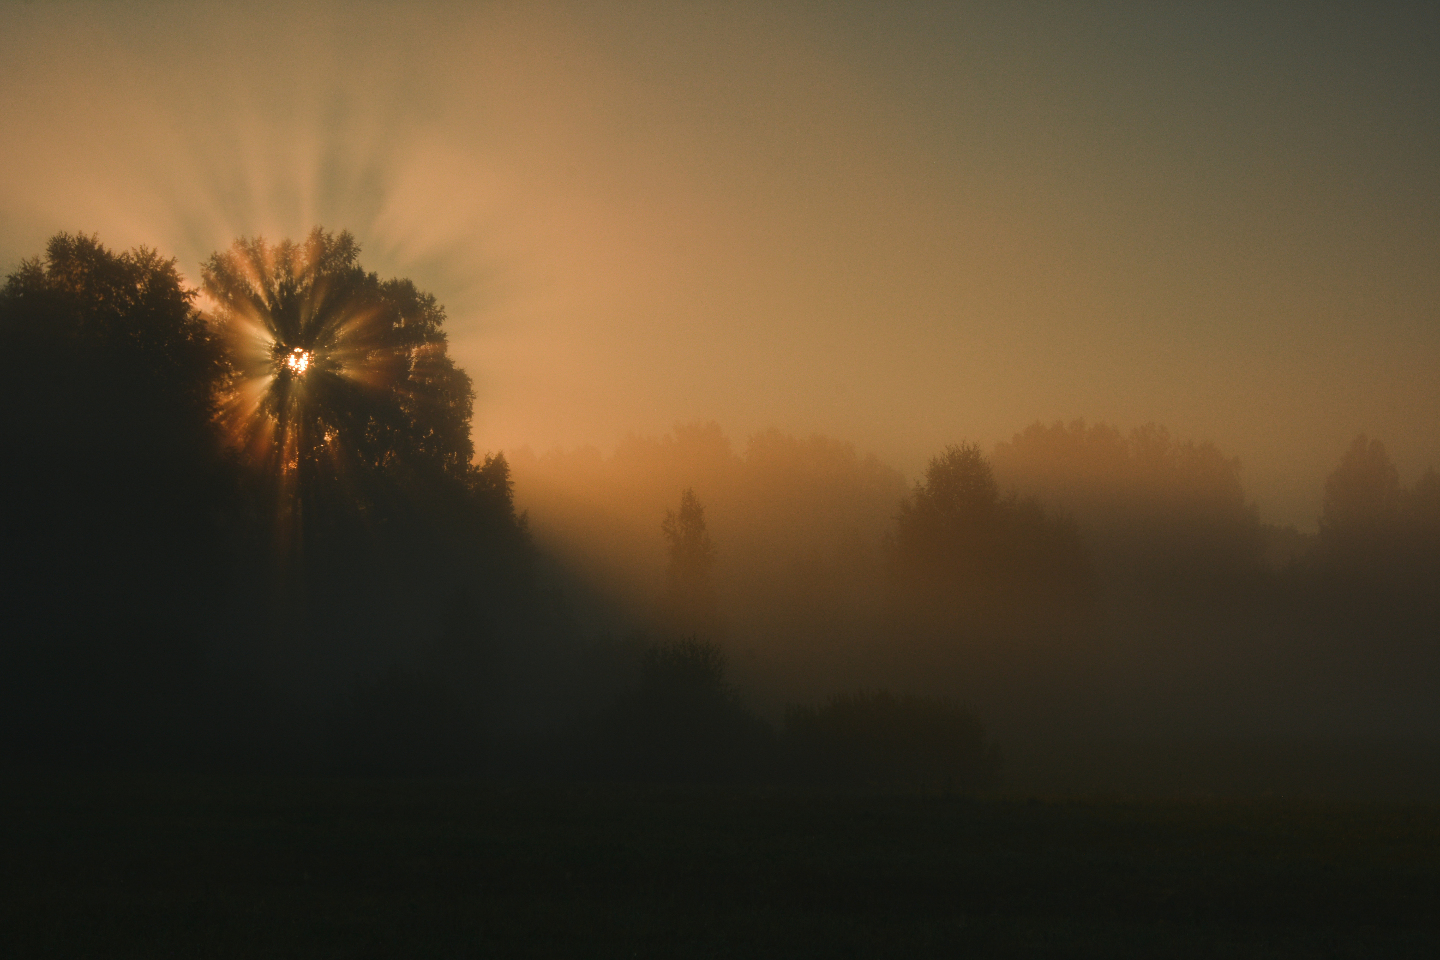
[202,230,482,541]
[0,230,536,771]
[0,234,234,764]
[585,636,772,783]
[1320,434,1402,560]
[199,231,530,610]
[661,488,718,636]
[892,443,1093,620]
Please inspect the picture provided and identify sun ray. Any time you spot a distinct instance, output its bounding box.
[202,228,473,563]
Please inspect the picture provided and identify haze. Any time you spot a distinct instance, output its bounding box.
[3,0,1438,527]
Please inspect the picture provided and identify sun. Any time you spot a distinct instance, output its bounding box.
[283,347,313,376]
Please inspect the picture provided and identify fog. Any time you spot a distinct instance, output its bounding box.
[3,2,1439,796]
[510,418,1439,789]
[4,1,1439,530]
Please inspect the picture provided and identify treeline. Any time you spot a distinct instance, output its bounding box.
[0,231,542,772]
[514,420,1440,769]
[0,231,999,790]
[5,230,1436,793]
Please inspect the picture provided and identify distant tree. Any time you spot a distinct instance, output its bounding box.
[990,419,1263,591]
[893,443,1001,575]
[1407,468,1440,542]
[587,636,772,783]
[661,488,718,635]
[891,443,1093,622]
[1320,435,1401,555]
[1300,436,1440,689]
[1315,435,1440,596]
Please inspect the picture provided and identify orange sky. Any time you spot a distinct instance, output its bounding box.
[3,1,1436,528]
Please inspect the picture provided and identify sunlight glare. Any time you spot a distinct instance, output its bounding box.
[285,347,312,376]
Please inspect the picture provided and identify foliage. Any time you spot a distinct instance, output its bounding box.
[0,234,234,764]
[1313,435,1440,582]
[991,419,1264,591]
[891,442,1094,622]
[660,488,719,635]
[0,230,531,769]
[202,230,481,526]
[584,637,773,783]
[1320,434,1403,557]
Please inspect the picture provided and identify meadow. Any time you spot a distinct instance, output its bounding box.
[3,777,1437,958]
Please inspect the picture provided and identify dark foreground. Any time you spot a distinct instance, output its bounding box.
[2,778,1437,958]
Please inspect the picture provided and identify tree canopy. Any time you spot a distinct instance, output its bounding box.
[202,230,480,526]
[892,443,1093,623]
[0,230,531,768]
[661,488,718,636]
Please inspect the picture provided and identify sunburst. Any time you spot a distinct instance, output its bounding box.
[200,228,469,555]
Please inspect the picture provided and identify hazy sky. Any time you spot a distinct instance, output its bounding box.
[3,0,1436,527]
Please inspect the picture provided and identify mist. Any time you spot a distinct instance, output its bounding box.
[3,1,1440,800]
[5,1,1440,532]
[511,417,1440,796]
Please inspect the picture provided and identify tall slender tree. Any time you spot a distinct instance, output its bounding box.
[661,488,718,636]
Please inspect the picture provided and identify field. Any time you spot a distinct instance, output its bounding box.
[2,777,1437,958]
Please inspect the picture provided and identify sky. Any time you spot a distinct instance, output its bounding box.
[2,0,1436,528]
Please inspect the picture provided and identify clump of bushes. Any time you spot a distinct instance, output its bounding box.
[582,637,775,783]
[783,691,1000,790]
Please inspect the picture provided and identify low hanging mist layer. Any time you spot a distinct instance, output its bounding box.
[4,228,1439,799]
[3,1,1439,796]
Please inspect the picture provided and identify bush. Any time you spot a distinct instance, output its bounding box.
[583,638,774,783]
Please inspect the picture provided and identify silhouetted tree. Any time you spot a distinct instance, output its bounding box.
[199,231,531,663]
[0,233,233,764]
[661,488,718,636]
[202,230,483,542]
[991,419,1263,595]
[1320,435,1402,561]
[586,637,772,782]
[0,230,539,770]
[891,443,1093,623]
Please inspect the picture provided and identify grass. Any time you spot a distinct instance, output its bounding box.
[2,776,1437,957]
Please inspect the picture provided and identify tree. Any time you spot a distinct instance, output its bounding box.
[198,231,534,608]
[893,443,1001,575]
[1315,435,1440,597]
[990,419,1263,590]
[890,442,1094,635]
[201,229,479,533]
[0,232,233,611]
[1320,434,1401,555]
[661,488,718,635]
[0,229,533,768]
[0,233,233,763]
[587,636,772,783]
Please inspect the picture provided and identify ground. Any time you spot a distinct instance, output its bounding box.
[2,777,1437,957]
